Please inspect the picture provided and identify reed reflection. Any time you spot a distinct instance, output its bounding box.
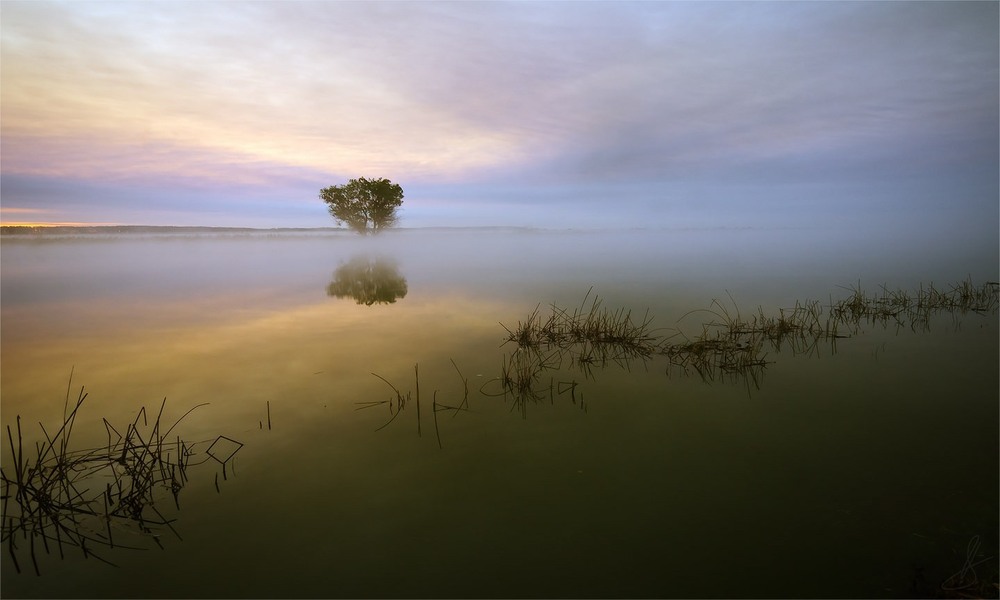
[327,255,407,306]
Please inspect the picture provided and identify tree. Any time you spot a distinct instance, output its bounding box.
[319,177,403,235]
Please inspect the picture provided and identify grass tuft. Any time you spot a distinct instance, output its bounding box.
[1,374,240,574]
[362,279,998,427]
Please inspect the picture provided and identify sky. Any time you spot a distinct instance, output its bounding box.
[1,0,997,233]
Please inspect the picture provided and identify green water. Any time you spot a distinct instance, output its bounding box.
[1,228,997,598]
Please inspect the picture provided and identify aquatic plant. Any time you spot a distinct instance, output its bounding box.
[500,289,659,363]
[491,290,660,415]
[662,294,841,390]
[361,361,471,448]
[830,277,1000,332]
[1,374,242,574]
[662,278,999,389]
[362,279,998,428]
[495,279,999,397]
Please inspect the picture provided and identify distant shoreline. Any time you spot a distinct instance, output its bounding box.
[1,225,341,235]
[0,225,772,237]
[0,224,548,236]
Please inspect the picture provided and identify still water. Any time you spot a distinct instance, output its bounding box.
[1,227,997,598]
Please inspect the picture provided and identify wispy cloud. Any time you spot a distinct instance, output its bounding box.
[1,1,996,228]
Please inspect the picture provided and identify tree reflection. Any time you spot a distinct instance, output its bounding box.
[327,255,407,306]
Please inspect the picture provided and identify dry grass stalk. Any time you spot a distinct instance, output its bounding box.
[362,363,471,447]
[362,280,998,424]
[1,374,241,574]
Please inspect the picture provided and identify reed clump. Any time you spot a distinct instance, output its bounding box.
[467,351,584,419]
[493,290,659,413]
[830,278,1000,332]
[661,295,842,388]
[496,279,999,395]
[500,289,660,366]
[1,375,240,574]
[362,279,998,427]
[659,333,769,389]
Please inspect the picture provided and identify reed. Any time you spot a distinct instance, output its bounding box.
[829,277,998,332]
[360,279,998,427]
[0,375,241,574]
[661,294,835,390]
[497,350,551,417]
[501,288,659,360]
[496,279,999,396]
[432,360,473,448]
[362,362,471,447]
[367,372,411,433]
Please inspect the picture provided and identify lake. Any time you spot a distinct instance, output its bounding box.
[1,226,997,598]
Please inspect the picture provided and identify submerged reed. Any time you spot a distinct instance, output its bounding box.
[501,288,660,362]
[662,295,841,389]
[361,279,997,426]
[362,362,471,447]
[830,277,1000,332]
[497,279,999,396]
[492,290,661,414]
[0,374,241,574]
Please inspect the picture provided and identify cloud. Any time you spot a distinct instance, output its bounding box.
[0,1,528,180]
[515,2,1000,184]
[0,131,340,188]
[0,1,996,228]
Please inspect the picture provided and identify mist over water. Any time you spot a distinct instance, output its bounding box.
[1,224,997,598]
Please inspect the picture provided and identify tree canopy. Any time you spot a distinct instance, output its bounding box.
[319,177,403,235]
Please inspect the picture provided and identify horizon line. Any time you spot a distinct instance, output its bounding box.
[0,223,786,235]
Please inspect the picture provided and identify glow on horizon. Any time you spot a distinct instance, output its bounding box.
[0,206,121,226]
[0,222,124,227]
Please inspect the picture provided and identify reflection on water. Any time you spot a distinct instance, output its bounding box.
[1,228,997,598]
[327,255,407,305]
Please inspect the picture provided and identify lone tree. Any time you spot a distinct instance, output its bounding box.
[320,177,403,235]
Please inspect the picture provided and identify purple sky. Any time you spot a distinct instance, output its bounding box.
[1,1,997,234]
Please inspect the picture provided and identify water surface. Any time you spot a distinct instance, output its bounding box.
[2,226,997,598]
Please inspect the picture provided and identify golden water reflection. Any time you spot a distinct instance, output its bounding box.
[0,287,512,454]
